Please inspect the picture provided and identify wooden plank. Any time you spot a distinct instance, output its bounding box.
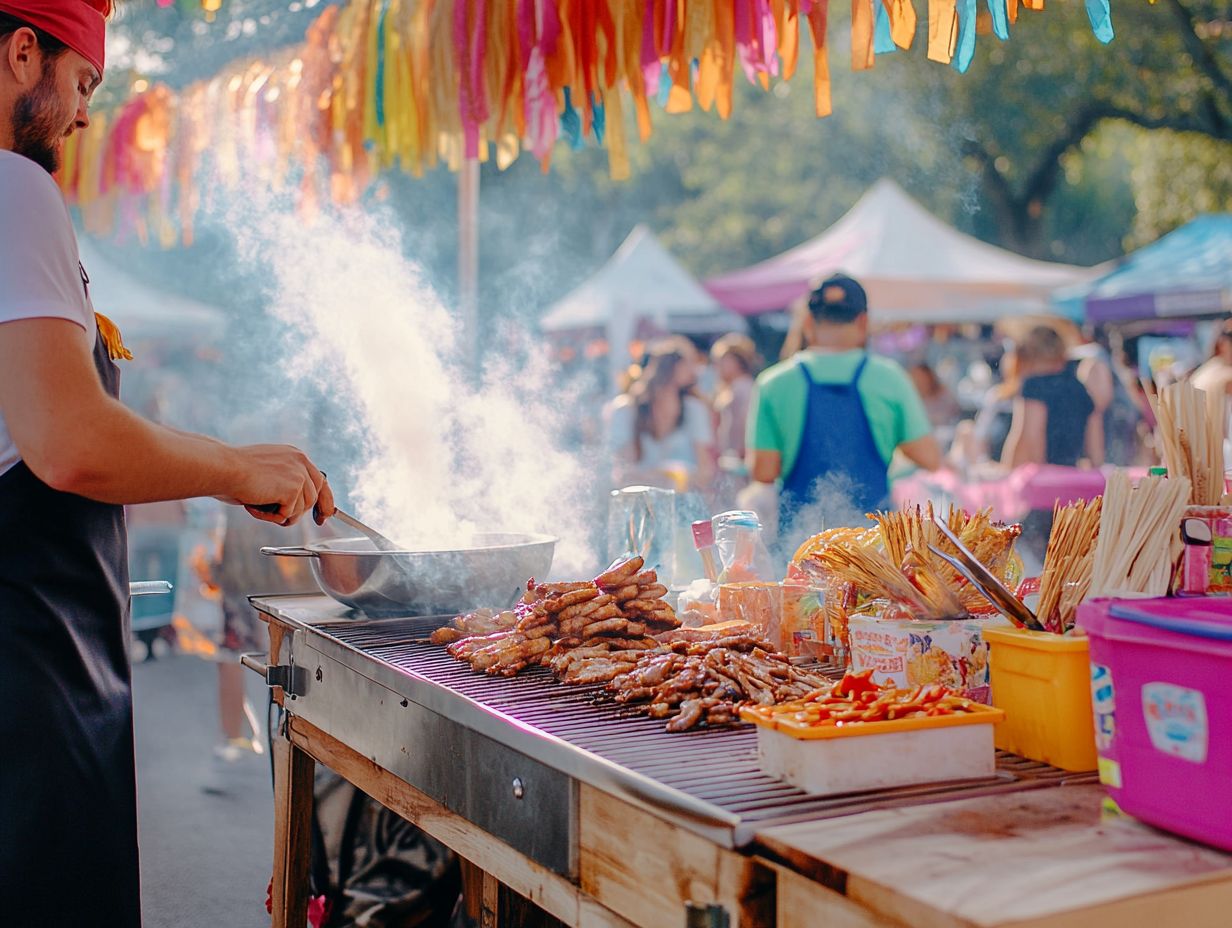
[755,786,1232,928]
[578,785,770,928]
[481,868,500,928]
[257,611,290,706]
[287,715,637,928]
[772,865,906,928]
[270,731,315,928]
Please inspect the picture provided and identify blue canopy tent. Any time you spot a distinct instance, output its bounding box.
[1060,215,1232,324]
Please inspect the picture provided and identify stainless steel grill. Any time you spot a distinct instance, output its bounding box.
[261,597,1097,879]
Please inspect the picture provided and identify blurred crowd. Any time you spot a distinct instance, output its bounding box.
[597,308,1232,510]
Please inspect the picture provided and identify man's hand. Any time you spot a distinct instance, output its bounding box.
[224,444,336,526]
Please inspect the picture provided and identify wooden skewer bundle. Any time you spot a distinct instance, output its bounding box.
[874,504,1019,614]
[1150,382,1226,505]
[1089,471,1190,599]
[1037,498,1102,633]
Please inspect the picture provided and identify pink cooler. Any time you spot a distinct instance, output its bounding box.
[1078,598,1232,851]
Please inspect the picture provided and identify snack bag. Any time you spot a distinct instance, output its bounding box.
[716,581,780,633]
[780,582,826,657]
[848,614,1008,702]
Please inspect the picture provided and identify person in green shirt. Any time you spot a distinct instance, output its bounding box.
[746,274,941,541]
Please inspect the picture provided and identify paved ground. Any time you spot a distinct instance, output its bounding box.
[133,650,275,928]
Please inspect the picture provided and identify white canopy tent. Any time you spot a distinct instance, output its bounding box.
[705,179,1098,324]
[541,225,746,385]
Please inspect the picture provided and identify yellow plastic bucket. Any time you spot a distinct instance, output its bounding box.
[983,626,1097,772]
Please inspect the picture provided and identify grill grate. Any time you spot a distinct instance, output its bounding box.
[314,616,1097,836]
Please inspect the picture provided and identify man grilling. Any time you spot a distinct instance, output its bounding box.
[0,3,335,924]
[746,274,942,546]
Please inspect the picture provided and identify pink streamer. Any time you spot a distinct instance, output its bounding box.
[454,0,490,159]
[737,0,781,84]
[658,0,676,57]
[640,1,659,97]
[519,0,557,160]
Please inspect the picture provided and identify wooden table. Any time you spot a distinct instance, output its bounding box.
[255,608,1232,928]
[758,787,1232,928]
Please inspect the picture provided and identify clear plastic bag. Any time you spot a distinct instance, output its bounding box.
[712,510,775,584]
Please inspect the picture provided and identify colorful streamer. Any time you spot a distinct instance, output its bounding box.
[58,0,1107,244]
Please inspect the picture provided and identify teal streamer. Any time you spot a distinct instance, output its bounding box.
[560,88,584,149]
[952,0,977,73]
[657,62,673,107]
[1085,0,1114,43]
[874,1,897,54]
[985,0,1009,40]
[592,94,605,145]
[374,0,391,127]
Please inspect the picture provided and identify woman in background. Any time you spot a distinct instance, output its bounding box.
[908,361,962,450]
[605,336,715,491]
[711,333,760,466]
[1001,326,1102,469]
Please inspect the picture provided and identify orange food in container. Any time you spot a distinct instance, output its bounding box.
[741,672,1004,795]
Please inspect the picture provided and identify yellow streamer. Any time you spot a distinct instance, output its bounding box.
[94,312,133,362]
[927,0,959,62]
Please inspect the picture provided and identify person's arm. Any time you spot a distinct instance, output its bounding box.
[1002,397,1047,468]
[1078,356,1114,414]
[0,318,333,525]
[749,449,782,483]
[899,435,942,471]
[1084,410,1106,468]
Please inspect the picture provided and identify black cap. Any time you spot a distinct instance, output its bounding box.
[807,273,868,323]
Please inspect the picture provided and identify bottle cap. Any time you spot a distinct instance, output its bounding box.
[691,520,715,549]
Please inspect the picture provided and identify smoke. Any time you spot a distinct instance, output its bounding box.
[776,474,875,562]
[222,199,602,575]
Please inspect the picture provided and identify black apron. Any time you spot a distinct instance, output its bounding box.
[0,330,140,926]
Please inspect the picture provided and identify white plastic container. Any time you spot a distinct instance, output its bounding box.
[746,706,1003,796]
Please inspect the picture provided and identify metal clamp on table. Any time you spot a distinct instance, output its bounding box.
[240,651,299,696]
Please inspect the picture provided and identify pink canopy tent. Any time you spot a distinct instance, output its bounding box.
[705,179,1097,323]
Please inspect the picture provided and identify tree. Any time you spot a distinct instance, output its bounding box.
[923,0,1232,256]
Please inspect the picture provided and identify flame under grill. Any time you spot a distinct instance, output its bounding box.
[315,616,1096,835]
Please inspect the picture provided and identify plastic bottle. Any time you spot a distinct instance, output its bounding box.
[712,510,775,584]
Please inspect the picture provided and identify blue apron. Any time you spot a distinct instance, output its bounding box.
[0,330,139,926]
[779,355,889,535]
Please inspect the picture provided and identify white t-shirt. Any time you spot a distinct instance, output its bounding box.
[604,393,713,469]
[0,151,96,476]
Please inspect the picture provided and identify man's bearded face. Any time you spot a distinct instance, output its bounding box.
[11,56,74,174]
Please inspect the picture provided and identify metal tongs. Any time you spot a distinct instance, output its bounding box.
[332,508,402,552]
[928,514,1044,631]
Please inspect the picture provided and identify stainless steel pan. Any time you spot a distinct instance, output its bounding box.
[261,532,556,617]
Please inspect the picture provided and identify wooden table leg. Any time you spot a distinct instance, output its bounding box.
[271,723,315,928]
[460,858,565,927]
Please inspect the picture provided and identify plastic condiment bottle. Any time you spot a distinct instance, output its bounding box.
[692,519,719,582]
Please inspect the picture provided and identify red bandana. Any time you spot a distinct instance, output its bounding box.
[0,1,108,76]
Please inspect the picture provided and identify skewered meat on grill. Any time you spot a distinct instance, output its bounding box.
[562,658,641,686]
[604,638,831,732]
[438,556,677,676]
[430,608,520,644]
